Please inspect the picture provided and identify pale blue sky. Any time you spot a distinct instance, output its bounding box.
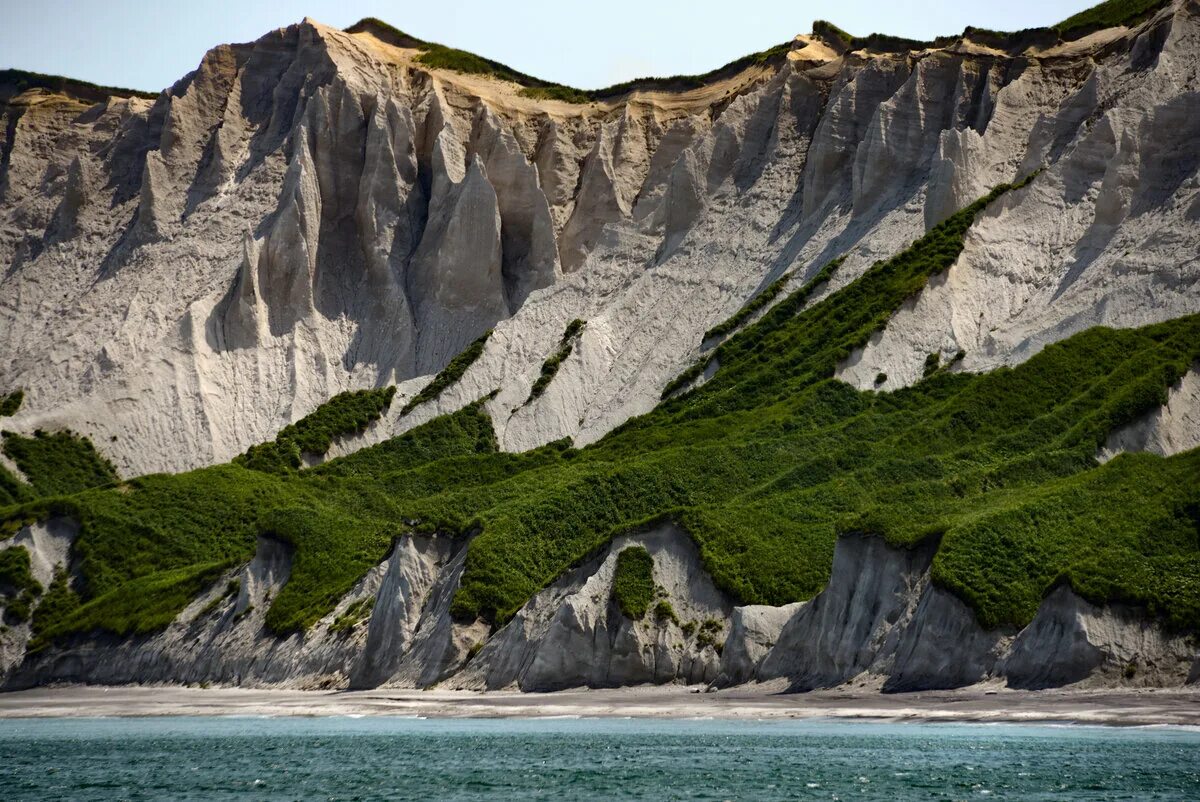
[3,0,1100,93]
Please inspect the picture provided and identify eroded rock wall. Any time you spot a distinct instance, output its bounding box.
[6,524,1193,693]
[3,5,1197,475]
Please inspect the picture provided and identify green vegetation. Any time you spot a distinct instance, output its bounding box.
[402,331,491,415]
[0,463,33,507]
[343,17,427,49]
[29,566,79,644]
[1054,0,1168,38]
[0,546,42,624]
[330,596,375,633]
[0,69,157,103]
[0,390,22,417]
[924,353,941,378]
[415,44,537,85]
[813,20,854,47]
[565,42,792,101]
[349,4,1166,116]
[527,320,585,403]
[33,562,227,648]
[705,274,792,342]
[2,430,118,497]
[611,547,655,619]
[663,256,844,399]
[345,18,790,105]
[237,387,396,473]
[0,399,504,639]
[653,599,680,626]
[518,85,593,104]
[5,176,1199,649]
[696,618,725,652]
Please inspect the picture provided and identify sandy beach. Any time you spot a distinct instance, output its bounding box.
[2,684,1199,727]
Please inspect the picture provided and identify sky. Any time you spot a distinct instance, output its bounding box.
[3,0,1102,93]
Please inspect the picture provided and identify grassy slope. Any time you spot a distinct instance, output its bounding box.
[346,17,790,104]
[2,430,118,497]
[1054,0,1170,37]
[4,180,1198,645]
[0,69,157,103]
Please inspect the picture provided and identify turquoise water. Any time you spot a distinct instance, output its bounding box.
[1,716,1198,800]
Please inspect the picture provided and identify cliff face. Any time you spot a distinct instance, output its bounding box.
[1,3,1199,693]
[2,5,1197,476]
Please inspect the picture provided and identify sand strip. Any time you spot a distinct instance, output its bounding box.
[2,684,1199,727]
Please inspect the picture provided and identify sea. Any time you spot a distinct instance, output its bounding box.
[1,716,1198,800]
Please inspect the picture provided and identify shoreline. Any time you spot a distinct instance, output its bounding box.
[2,684,1199,727]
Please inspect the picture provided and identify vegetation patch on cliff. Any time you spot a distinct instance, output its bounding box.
[611,546,655,619]
[347,18,790,104]
[0,546,41,623]
[1054,0,1169,39]
[2,430,118,497]
[0,390,22,417]
[237,387,396,473]
[402,331,491,415]
[527,320,585,403]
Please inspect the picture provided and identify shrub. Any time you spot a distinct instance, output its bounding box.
[0,463,32,506]
[0,546,41,624]
[0,69,156,102]
[653,599,680,625]
[403,331,491,415]
[527,320,585,402]
[874,373,888,386]
[1054,0,1168,39]
[2,429,118,496]
[238,386,396,473]
[696,620,725,652]
[664,256,844,399]
[30,566,80,643]
[923,352,941,378]
[704,273,793,342]
[813,20,854,47]
[611,547,655,619]
[0,390,22,417]
[330,596,375,633]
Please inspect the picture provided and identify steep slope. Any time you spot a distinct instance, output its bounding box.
[0,1,1199,693]
[1,3,1196,478]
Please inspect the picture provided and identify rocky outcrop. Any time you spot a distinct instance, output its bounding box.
[753,533,1195,692]
[1001,586,1197,689]
[450,525,729,691]
[3,534,467,689]
[715,602,803,686]
[758,535,937,688]
[6,524,1193,693]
